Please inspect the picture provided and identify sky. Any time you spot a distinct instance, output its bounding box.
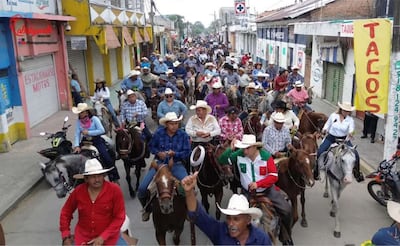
[152,0,296,27]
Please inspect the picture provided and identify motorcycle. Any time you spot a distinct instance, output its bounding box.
[366,156,400,206]
[38,116,72,161]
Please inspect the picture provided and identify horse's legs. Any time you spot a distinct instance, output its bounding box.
[300,190,308,227]
[323,174,329,198]
[215,186,223,220]
[135,161,142,191]
[173,227,184,245]
[329,179,341,238]
[124,160,135,198]
[155,230,166,246]
[291,197,299,226]
[200,189,210,214]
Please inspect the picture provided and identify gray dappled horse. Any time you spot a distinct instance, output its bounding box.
[317,142,357,238]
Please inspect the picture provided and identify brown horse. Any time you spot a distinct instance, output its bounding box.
[115,126,148,198]
[276,145,315,228]
[148,88,162,120]
[298,111,328,134]
[242,112,264,141]
[150,161,195,245]
[190,143,230,220]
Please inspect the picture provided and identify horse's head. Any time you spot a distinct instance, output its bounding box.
[244,112,264,141]
[215,144,234,182]
[288,145,315,187]
[337,144,357,184]
[153,162,179,214]
[115,128,133,159]
[40,160,70,198]
[299,133,318,168]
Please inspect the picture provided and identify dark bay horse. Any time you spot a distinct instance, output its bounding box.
[298,111,328,134]
[115,126,148,198]
[190,143,231,220]
[242,112,264,141]
[148,88,162,121]
[276,145,315,228]
[150,160,195,245]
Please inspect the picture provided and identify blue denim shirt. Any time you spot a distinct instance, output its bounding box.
[156,99,187,119]
[188,201,272,245]
[372,225,400,245]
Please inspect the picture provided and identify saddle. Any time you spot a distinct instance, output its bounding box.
[249,193,274,207]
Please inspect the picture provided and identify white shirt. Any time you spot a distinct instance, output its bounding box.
[323,113,354,137]
[267,110,299,129]
[185,114,221,143]
[237,155,271,193]
[93,87,111,100]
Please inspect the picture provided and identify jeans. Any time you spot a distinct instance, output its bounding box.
[72,91,82,106]
[143,87,152,101]
[103,99,120,127]
[138,160,188,199]
[91,136,120,181]
[116,235,128,246]
[292,104,312,116]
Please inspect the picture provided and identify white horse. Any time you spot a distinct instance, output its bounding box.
[317,142,357,238]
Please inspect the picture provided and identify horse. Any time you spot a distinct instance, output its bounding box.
[148,88,162,120]
[176,80,186,104]
[258,91,274,114]
[186,75,196,105]
[317,141,357,238]
[92,99,113,138]
[298,111,328,134]
[115,125,148,198]
[242,111,264,141]
[149,160,195,245]
[226,86,239,108]
[275,144,315,228]
[190,143,231,220]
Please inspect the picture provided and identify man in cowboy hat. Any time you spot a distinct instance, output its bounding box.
[137,112,191,221]
[182,172,272,245]
[205,81,229,119]
[238,67,252,94]
[239,82,261,121]
[219,106,244,143]
[72,103,120,182]
[185,100,221,147]
[183,53,197,69]
[286,80,312,116]
[60,159,125,246]
[262,112,291,158]
[157,88,187,119]
[121,70,143,91]
[316,101,364,182]
[153,57,169,75]
[287,65,304,91]
[265,62,277,84]
[156,74,180,98]
[254,71,271,91]
[372,201,400,245]
[141,65,158,101]
[218,134,293,245]
[173,60,187,80]
[165,69,177,84]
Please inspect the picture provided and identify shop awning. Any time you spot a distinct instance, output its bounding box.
[143,28,150,42]
[134,26,143,44]
[319,42,344,64]
[122,26,134,45]
[105,25,121,49]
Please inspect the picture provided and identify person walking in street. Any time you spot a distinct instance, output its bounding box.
[70,74,83,106]
[92,78,120,128]
[72,103,120,182]
[361,111,379,143]
[181,172,272,245]
[59,158,125,246]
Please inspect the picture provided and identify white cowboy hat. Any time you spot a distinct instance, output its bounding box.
[292,65,300,70]
[189,100,212,114]
[233,64,238,70]
[212,81,223,89]
[128,70,141,77]
[166,69,174,74]
[387,201,400,223]
[190,145,205,167]
[234,134,263,149]
[72,103,92,114]
[217,194,262,220]
[338,102,355,111]
[126,89,136,96]
[73,158,114,179]
[158,58,164,62]
[141,65,150,70]
[189,53,195,57]
[246,82,259,90]
[164,88,174,95]
[294,80,304,87]
[173,61,181,67]
[255,71,269,78]
[159,112,183,126]
[205,62,214,67]
[271,112,286,123]
[204,74,213,82]
[94,78,106,83]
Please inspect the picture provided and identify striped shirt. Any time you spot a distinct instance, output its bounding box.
[120,99,148,123]
[262,125,291,154]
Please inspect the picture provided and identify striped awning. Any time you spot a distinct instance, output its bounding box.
[319,42,344,64]
[134,27,143,44]
[105,25,121,49]
[122,26,134,45]
[143,28,150,42]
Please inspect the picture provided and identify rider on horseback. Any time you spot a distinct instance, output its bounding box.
[286,81,312,116]
[239,82,261,121]
[219,106,244,143]
[218,134,294,245]
[316,102,364,182]
[138,112,191,222]
[262,112,292,159]
[121,70,143,91]
[92,78,120,128]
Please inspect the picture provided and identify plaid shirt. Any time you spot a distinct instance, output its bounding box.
[262,125,291,154]
[120,99,148,123]
[149,127,191,163]
[218,116,243,141]
[242,92,260,112]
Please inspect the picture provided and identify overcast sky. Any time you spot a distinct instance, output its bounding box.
[152,0,295,27]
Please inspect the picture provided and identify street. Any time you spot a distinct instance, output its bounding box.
[2,158,393,245]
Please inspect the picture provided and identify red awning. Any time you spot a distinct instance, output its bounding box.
[105,25,121,49]
[134,27,143,44]
[122,26,134,45]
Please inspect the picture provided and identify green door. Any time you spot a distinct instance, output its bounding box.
[323,62,344,104]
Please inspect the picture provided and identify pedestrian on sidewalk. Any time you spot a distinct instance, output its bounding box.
[361,111,378,143]
[70,74,83,106]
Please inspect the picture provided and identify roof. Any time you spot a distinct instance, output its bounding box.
[256,0,336,23]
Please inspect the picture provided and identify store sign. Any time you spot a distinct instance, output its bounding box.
[71,36,87,50]
[10,15,53,36]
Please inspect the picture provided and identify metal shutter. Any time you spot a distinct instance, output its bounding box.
[323,62,344,104]
[67,41,88,93]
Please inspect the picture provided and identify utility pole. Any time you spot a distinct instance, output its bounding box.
[149,0,156,52]
[383,0,400,159]
[225,12,229,46]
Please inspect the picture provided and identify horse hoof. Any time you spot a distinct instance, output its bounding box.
[333,231,341,238]
[130,190,136,198]
[330,211,335,217]
[301,219,308,227]
[323,192,329,198]
[173,235,180,245]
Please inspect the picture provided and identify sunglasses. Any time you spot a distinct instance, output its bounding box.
[165,95,174,98]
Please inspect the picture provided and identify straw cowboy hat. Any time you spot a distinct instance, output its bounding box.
[166,69,174,75]
[271,112,286,123]
[338,102,355,111]
[387,201,400,223]
[94,78,106,83]
[164,88,174,95]
[173,61,181,67]
[204,74,213,83]
[292,65,300,70]
[246,82,259,90]
[234,134,263,149]
[159,112,183,126]
[72,103,92,114]
[217,194,262,220]
[205,62,215,67]
[189,100,212,114]
[212,81,223,89]
[73,158,114,179]
[255,71,269,78]
[126,89,136,96]
[294,80,304,87]
[128,70,141,77]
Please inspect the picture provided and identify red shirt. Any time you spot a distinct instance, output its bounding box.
[274,75,288,91]
[218,116,244,141]
[60,181,125,245]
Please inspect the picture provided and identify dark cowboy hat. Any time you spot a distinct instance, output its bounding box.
[223,63,234,70]
[225,106,239,114]
[279,68,288,75]
[273,100,288,110]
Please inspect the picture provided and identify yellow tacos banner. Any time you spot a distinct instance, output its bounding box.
[354,19,391,114]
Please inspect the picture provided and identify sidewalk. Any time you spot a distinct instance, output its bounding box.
[0,91,384,219]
